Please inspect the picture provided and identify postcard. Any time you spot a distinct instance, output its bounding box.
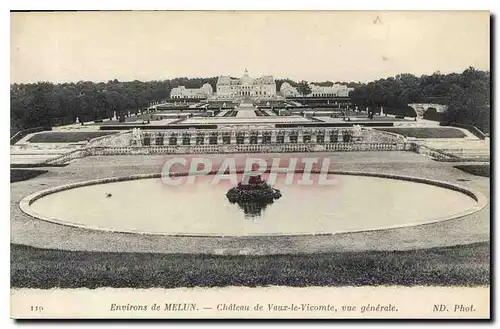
[10,10,490,319]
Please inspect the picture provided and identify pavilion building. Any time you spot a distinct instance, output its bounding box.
[309,83,354,97]
[170,83,213,99]
[280,82,300,97]
[279,82,354,98]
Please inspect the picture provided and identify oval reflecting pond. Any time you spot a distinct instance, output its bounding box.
[28,173,479,236]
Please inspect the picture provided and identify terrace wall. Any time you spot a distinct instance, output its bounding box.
[44,141,415,165]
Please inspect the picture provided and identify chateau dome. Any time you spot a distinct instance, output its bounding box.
[239,69,254,85]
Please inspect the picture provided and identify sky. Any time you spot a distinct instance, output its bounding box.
[10,11,490,84]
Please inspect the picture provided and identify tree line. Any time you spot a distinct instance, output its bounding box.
[11,67,490,134]
[349,67,490,132]
[10,77,218,134]
[278,69,490,134]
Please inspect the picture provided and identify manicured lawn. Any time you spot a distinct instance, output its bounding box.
[375,128,467,138]
[455,164,490,177]
[10,169,48,183]
[27,132,117,143]
[11,242,489,289]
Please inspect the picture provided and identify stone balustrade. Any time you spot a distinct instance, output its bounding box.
[111,127,394,147]
[41,127,423,165]
[44,141,414,165]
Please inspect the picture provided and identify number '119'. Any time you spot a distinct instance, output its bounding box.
[30,306,43,312]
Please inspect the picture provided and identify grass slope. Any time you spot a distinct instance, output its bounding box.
[455,165,490,177]
[27,132,116,143]
[375,128,467,138]
[10,169,48,183]
[11,242,490,289]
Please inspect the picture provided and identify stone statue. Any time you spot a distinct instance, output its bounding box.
[131,128,142,146]
[353,125,362,139]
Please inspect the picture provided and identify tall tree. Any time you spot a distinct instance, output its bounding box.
[296,80,312,97]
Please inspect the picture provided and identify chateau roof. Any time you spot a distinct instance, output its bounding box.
[217,72,275,86]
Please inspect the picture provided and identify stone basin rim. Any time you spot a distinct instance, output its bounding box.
[19,170,489,237]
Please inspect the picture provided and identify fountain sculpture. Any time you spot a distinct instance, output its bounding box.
[226,166,282,217]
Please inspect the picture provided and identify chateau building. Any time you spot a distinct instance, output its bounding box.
[170,71,354,100]
[216,69,276,99]
[170,83,213,99]
[280,82,354,98]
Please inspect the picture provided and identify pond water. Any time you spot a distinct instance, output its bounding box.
[28,173,479,236]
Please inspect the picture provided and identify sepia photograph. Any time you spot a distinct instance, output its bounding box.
[9,10,490,319]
